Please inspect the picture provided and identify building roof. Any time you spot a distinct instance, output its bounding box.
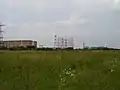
[3,40,37,42]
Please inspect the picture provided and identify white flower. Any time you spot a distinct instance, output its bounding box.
[60,78,66,83]
[71,73,75,76]
[78,73,81,75]
[68,68,72,70]
[110,69,114,72]
[65,71,71,75]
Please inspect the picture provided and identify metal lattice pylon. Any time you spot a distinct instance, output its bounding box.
[0,23,5,47]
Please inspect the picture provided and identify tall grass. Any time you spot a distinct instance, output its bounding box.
[0,51,120,90]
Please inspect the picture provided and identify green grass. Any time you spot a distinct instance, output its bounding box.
[0,50,120,90]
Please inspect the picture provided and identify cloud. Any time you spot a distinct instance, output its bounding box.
[113,0,120,5]
[2,0,71,11]
[1,0,120,48]
[53,14,89,26]
[106,0,120,10]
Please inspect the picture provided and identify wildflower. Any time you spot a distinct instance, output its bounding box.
[110,69,114,72]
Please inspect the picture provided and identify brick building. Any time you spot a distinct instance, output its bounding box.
[3,40,37,48]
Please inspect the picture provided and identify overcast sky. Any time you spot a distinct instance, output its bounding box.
[0,0,120,48]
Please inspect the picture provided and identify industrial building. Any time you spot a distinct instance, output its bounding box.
[3,40,37,48]
[54,35,74,49]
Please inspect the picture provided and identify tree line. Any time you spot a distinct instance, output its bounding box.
[0,46,119,51]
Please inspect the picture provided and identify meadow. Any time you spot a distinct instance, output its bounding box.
[0,50,120,90]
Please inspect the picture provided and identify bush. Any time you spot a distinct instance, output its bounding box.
[36,48,54,51]
[0,46,8,50]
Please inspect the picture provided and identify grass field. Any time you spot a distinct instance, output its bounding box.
[0,50,120,90]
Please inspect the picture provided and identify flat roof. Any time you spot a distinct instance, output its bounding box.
[3,40,37,42]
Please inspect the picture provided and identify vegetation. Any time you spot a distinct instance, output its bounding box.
[0,50,120,90]
[83,46,120,50]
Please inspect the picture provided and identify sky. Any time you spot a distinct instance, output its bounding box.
[0,0,120,48]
